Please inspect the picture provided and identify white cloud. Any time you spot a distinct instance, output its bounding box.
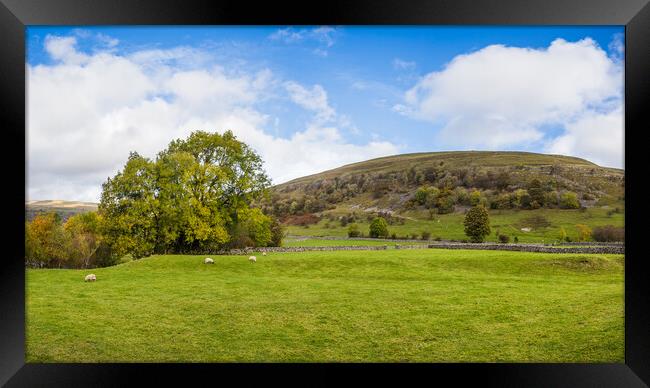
[393,58,416,70]
[608,33,624,61]
[268,28,306,43]
[311,27,337,47]
[28,33,397,202]
[44,35,89,65]
[284,81,335,122]
[96,33,119,48]
[396,37,623,166]
[546,107,623,168]
[269,26,340,56]
[312,48,329,57]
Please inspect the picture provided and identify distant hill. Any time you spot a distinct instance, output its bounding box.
[26,200,98,222]
[266,151,624,218]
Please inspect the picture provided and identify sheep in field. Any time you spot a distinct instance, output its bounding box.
[262,252,267,256]
[249,256,257,263]
[84,274,96,282]
[204,258,214,264]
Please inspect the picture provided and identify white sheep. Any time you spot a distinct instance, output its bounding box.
[262,252,267,256]
[249,256,257,263]
[84,274,96,282]
[204,258,214,264]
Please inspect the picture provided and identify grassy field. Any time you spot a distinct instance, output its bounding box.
[287,207,624,244]
[26,249,624,362]
[283,238,428,247]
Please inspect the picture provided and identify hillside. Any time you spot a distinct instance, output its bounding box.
[262,151,625,242]
[267,151,624,216]
[280,151,604,187]
[26,200,98,222]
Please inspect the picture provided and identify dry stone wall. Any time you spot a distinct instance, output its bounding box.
[221,242,624,255]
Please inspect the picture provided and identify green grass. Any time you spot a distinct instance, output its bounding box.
[27,249,623,362]
[283,238,427,247]
[287,207,624,244]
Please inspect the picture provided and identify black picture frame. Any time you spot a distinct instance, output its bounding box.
[1,0,648,386]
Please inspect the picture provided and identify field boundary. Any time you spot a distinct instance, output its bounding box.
[222,243,624,255]
[286,235,623,246]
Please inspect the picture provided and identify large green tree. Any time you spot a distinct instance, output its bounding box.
[99,130,273,258]
[99,152,159,259]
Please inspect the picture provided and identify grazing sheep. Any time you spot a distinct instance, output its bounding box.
[249,256,257,263]
[204,258,214,264]
[262,252,267,256]
[84,274,96,282]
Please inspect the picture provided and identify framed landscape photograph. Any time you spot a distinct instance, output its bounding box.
[1,0,649,386]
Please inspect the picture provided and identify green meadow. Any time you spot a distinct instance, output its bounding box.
[26,249,624,362]
[287,207,624,243]
[282,238,427,247]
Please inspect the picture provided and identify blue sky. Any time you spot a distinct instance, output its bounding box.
[26,26,624,202]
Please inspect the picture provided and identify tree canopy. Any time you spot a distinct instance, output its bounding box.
[463,205,491,243]
[99,130,277,259]
[369,217,389,238]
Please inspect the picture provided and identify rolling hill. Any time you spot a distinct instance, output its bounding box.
[264,151,624,242]
[25,200,98,222]
[269,151,624,213]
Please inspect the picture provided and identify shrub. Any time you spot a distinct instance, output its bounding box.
[347,223,361,238]
[469,190,482,206]
[582,193,595,200]
[391,232,397,239]
[415,186,439,206]
[544,191,559,207]
[560,192,580,209]
[368,217,389,238]
[527,179,546,207]
[592,225,624,242]
[492,194,513,209]
[411,233,420,240]
[269,217,285,247]
[26,212,70,268]
[463,205,491,243]
[575,224,592,242]
[436,193,455,214]
[421,231,431,240]
[498,234,510,244]
[513,236,519,243]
